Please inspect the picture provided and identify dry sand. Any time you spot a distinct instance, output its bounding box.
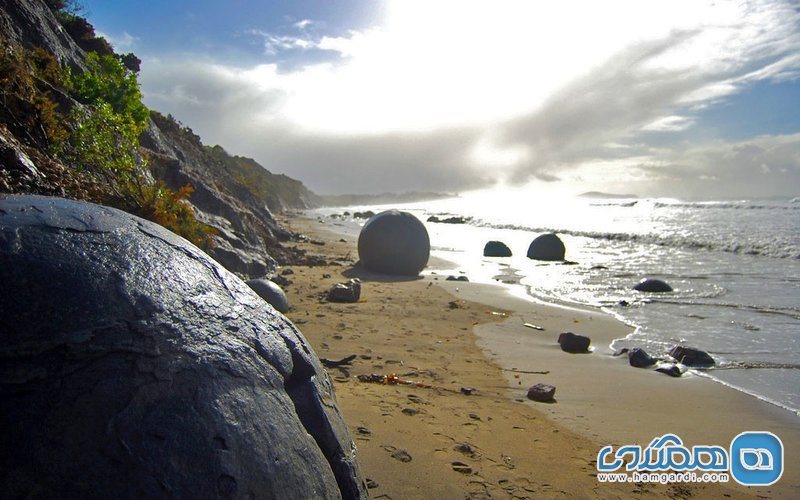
[278,213,798,499]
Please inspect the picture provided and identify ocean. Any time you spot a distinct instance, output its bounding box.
[315,188,800,415]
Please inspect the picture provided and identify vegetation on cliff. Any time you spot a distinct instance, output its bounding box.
[1,3,216,247]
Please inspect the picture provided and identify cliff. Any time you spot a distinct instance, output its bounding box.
[0,0,321,279]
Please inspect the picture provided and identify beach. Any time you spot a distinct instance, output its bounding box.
[279,213,799,499]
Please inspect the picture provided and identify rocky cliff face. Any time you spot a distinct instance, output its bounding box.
[141,112,315,278]
[0,0,86,70]
[0,0,321,279]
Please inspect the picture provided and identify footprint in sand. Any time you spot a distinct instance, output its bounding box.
[382,445,412,463]
[451,461,473,474]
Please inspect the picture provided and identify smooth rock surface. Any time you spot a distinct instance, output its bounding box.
[557,332,591,353]
[527,233,566,261]
[483,241,512,257]
[246,278,290,313]
[655,364,684,377]
[357,210,429,276]
[0,195,366,499]
[669,346,715,367]
[628,348,657,368]
[633,278,673,293]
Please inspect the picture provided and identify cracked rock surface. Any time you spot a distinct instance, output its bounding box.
[0,195,366,499]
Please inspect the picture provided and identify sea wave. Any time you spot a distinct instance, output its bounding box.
[474,222,800,260]
[653,201,800,210]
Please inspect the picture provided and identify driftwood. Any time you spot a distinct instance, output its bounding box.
[320,354,357,368]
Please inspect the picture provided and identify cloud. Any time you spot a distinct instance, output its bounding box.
[638,133,800,198]
[137,0,800,196]
[99,31,138,51]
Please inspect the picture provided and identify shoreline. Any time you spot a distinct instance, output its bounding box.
[280,212,799,498]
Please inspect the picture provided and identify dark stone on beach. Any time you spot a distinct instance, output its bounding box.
[0,195,366,500]
[328,279,362,303]
[618,300,630,307]
[484,240,512,257]
[527,233,566,261]
[527,383,556,402]
[446,275,469,282]
[591,265,609,270]
[612,348,630,357]
[633,278,673,293]
[558,332,591,353]
[358,210,430,275]
[427,215,469,224]
[246,278,290,313]
[669,346,715,367]
[353,210,375,219]
[628,348,657,368]
[655,364,684,377]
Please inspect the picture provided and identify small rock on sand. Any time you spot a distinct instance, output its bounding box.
[557,332,591,353]
[328,279,361,303]
[527,383,556,402]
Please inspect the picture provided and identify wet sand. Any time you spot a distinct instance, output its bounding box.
[279,213,799,499]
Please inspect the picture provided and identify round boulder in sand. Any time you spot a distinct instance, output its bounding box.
[357,210,430,275]
[483,241,512,257]
[526,233,565,261]
[633,278,673,293]
[246,278,290,313]
[0,195,365,499]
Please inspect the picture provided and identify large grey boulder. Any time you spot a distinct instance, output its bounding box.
[357,210,429,275]
[527,233,566,261]
[0,195,366,499]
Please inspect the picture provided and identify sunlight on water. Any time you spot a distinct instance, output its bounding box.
[318,188,800,414]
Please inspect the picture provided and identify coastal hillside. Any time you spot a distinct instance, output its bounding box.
[0,0,319,278]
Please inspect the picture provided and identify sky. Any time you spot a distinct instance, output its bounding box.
[81,0,800,198]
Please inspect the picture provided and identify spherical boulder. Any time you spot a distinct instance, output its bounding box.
[246,278,290,313]
[483,241,512,257]
[0,195,366,499]
[527,233,565,261]
[357,210,429,275]
[633,278,673,293]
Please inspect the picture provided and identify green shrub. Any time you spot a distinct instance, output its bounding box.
[66,102,139,181]
[69,52,149,130]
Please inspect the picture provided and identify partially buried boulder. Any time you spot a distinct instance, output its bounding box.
[484,241,512,257]
[357,210,429,275]
[628,347,657,368]
[246,278,290,313]
[669,346,715,367]
[527,233,566,261]
[655,363,684,377]
[558,332,591,353]
[0,195,366,499]
[633,278,673,293]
